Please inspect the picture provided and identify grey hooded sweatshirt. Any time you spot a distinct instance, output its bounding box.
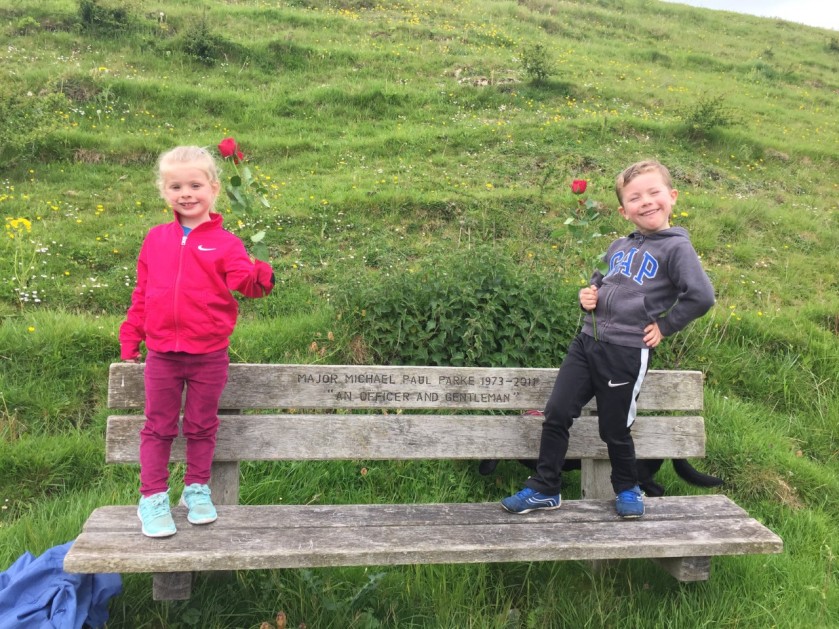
[582,226,715,348]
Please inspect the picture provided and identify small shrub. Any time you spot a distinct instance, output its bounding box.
[680,94,739,140]
[177,15,241,65]
[519,43,554,84]
[78,0,135,31]
[337,246,580,367]
[13,16,40,35]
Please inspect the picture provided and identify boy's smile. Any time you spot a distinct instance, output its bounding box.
[618,171,678,235]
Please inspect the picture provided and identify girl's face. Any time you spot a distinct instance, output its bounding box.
[161,163,220,228]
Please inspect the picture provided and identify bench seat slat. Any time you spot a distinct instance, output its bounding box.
[105,414,706,462]
[64,497,783,574]
[108,364,705,412]
[77,495,752,530]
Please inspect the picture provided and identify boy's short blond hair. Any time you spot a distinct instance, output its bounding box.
[156,146,220,193]
[615,160,673,204]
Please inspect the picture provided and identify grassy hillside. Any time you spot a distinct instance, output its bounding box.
[1,0,837,627]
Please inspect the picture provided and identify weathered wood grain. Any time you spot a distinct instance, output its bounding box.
[108,363,704,412]
[64,496,782,575]
[104,413,706,463]
[153,572,192,601]
[652,556,712,581]
[69,362,784,599]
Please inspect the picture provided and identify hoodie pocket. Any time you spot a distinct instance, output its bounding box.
[599,285,651,332]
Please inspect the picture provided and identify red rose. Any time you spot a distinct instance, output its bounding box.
[218,137,239,159]
[571,179,587,194]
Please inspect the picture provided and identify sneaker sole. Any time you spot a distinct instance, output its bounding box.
[617,511,644,519]
[186,513,218,525]
[501,502,561,515]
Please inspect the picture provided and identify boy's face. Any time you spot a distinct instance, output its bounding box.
[161,163,220,228]
[618,171,678,235]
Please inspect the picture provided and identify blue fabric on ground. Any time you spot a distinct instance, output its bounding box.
[0,541,122,628]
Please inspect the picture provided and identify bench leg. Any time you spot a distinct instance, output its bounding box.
[209,460,240,504]
[153,572,192,600]
[652,556,711,581]
[580,460,616,574]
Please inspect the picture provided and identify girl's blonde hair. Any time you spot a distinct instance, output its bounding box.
[615,160,673,204]
[156,146,220,193]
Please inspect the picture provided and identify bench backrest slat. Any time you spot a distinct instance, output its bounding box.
[108,364,704,412]
[105,413,706,463]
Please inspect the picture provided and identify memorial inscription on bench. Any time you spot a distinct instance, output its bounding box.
[109,363,703,412]
[277,366,552,409]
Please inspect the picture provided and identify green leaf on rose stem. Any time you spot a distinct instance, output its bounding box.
[259,195,271,208]
[252,242,269,261]
[231,188,247,209]
[241,166,253,184]
[567,224,586,238]
[563,217,575,225]
[251,230,266,243]
[230,175,242,187]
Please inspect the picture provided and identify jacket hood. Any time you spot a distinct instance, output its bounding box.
[626,226,689,241]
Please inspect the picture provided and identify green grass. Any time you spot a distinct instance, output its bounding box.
[1,0,838,626]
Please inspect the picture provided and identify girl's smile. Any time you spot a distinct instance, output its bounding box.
[161,164,220,228]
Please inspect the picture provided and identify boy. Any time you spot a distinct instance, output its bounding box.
[501,160,715,518]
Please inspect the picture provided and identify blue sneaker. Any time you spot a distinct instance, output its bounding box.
[179,483,218,524]
[501,487,561,514]
[615,485,645,518]
[138,491,176,538]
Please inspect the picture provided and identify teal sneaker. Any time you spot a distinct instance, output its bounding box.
[138,491,176,538]
[615,485,645,518]
[179,483,218,525]
[501,487,561,514]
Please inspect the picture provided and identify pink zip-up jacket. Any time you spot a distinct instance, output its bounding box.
[119,212,274,360]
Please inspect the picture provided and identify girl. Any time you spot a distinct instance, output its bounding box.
[120,146,274,537]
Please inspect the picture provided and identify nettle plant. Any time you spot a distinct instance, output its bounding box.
[339,246,580,368]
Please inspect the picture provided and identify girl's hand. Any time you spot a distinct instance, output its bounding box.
[579,285,598,311]
[643,322,663,348]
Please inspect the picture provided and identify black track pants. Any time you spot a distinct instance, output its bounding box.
[525,333,649,495]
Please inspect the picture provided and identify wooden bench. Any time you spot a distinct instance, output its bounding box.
[64,364,782,600]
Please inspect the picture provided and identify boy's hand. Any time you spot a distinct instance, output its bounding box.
[643,322,663,348]
[579,285,598,311]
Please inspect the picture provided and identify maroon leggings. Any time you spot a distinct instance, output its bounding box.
[139,348,229,496]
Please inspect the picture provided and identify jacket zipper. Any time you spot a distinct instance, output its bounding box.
[173,234,187,351]
[600,234,646,337]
